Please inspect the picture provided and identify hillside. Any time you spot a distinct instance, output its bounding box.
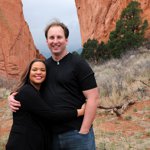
[75,0,150,45]
[0,0,44,81]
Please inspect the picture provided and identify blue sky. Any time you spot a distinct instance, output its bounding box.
[22,0,82,57]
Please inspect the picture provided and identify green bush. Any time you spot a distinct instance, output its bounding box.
[81,39,99,62]
[107,1,148,58]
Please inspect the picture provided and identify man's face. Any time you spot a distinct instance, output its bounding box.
[46,26,68,56]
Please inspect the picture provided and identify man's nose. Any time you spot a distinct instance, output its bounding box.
[53,38,58,43]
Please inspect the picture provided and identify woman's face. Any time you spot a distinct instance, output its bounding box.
[29,61,46,85]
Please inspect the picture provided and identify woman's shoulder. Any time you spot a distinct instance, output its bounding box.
[19,84,33,92]
[17,84,36,97]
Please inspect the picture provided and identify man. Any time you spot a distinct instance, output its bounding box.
[8,20,99,150]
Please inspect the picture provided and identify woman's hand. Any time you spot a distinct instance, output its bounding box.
[77,103,86,117]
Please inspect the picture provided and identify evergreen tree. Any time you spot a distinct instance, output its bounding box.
[97,41,110,62]
[72,51,79,56]
[81,39,99,62]
[107,1,148,58]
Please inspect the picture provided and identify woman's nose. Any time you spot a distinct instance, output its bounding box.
[36,70,42,74]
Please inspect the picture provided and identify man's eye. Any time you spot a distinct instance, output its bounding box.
[49,36,54,40]
[57,36,62,39]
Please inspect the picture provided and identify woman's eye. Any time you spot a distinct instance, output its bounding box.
[41,68,46,71]
[32,69,37,71]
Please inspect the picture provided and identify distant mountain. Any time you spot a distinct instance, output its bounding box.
[76,0,150,44]
[76,47,83,54]
[0,0,44,80]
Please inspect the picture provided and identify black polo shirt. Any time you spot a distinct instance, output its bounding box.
[42,53,97,133]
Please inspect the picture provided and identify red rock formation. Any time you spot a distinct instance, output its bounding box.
[75,0,150,45]
[0,0,44,80]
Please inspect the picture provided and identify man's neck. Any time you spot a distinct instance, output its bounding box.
[52,51,69,61]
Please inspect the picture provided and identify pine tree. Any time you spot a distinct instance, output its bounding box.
[81,39,98,62]
[107,1,148,58]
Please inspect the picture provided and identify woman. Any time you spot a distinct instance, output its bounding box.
[6,59,85,150]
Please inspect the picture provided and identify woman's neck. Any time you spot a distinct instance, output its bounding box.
[30,82,41,91]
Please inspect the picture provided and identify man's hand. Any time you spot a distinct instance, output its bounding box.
[8,92,21,112]
[77,103,86,117]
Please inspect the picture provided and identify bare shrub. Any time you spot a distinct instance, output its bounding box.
[0,78,18,99]
[93,47,150,106]
[0,78,17,90]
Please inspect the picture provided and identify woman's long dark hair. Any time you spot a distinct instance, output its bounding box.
[13,59,46,92]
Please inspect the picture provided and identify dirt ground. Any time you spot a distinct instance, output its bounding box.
[0,99,12,150]
[94,100,150,150]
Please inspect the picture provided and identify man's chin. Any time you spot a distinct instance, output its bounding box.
[52,50,61,55]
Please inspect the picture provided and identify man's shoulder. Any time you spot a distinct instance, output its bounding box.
[69,53,86,64]
[45,57,53,68]
[71,54,91,69]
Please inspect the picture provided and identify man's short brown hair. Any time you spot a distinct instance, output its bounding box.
[45,20,69,39]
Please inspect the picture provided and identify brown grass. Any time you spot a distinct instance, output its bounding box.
[92,47,150,150]
[93,47,150,107]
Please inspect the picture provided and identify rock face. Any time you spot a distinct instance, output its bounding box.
[0,0,44,80]
[75,0,150,45]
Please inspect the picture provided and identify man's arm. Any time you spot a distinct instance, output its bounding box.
[8,92,21,112]
[79,87,99,134]
[8,90,85,118]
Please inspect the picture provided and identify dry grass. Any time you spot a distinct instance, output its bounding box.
[0,78,17,100]
[92,47,150,150]
[93,47,150,107]
[0,99,12,150]
[0,88,10,100]
[0,78,17,89]
[0,79,13,150]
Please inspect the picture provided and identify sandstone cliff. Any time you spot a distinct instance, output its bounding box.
[75,0,150,45]
[0,0,44,80]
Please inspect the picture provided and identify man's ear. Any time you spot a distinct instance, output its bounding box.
[66,38,69,44]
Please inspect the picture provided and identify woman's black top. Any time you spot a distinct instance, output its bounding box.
[6,83,77,150]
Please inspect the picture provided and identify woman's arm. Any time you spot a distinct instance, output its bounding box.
[17,85,85,122]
